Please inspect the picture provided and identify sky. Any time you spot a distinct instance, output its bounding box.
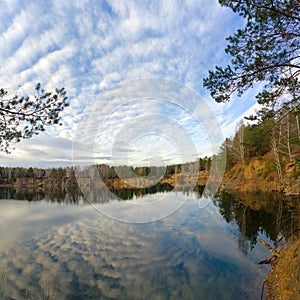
[0,0,261,168]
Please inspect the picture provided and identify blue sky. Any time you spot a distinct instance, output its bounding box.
[0,0,260,168]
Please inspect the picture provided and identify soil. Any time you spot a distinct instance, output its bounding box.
[265,239,300,300]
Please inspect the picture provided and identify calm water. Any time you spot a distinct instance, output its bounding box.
[0,187,297,299]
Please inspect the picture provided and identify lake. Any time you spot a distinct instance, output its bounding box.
[0,186,297,299]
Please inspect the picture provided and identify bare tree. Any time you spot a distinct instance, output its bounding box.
[229,120,245,164]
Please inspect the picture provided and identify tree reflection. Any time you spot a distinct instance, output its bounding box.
[0,183,175,204]
[213,191,300,254]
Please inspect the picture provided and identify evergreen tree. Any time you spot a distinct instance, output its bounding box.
[204,0,300,120]
[0,83,68,152]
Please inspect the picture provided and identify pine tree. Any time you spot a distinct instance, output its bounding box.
[204,0,300,120]
[0,83,68,152]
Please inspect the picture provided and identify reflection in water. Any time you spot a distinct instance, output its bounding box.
[0,187,83,204]
[0,188,295,299]
[213,191,300,255]
[0,184,177,204]
[0,184,204,204]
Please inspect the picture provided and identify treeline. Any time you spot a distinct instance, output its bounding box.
[0,157,212,182]
[0,166,74,181]
[2,106,299,185]
[222,108,300,178]
[76,158,212,180]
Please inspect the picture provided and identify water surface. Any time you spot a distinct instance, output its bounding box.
[0,188,296,299]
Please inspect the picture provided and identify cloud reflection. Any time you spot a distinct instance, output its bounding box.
[0,194,269,299]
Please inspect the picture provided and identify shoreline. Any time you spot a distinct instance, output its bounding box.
[0,169,299,196]
[264,239,300,300]
[0,175,299,298]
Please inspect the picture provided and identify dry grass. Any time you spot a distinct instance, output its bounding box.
[266,239,300,300]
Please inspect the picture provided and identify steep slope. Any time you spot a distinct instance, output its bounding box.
[221,153,300,195]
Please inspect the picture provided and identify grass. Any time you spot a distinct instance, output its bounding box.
[266,239,300,299]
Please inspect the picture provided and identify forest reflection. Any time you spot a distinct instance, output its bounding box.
[213,191,300,254]
[0,184,205,203]
[1,185,298,255]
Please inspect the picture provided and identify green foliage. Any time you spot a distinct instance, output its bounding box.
[224,106,300,176]
[217,140,233,171]
[96,164,117,179]
[292,158,300,179]
[204,0,300,120]
[166,165,176,176]
[262,159,276,179]
[134,166,151,177]
[114,165,134,178]
[0,83,68,153]
[292,165,300,179]
[26,167,34,178]
[243,120,273,157]
[225,119,272,164]
[56,168,66,180]
[199,156,212,171]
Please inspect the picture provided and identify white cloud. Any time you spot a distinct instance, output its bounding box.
[0,0,249,167]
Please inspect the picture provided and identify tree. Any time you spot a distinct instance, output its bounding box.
[230,120,245,163]
[243,120,272,157]
[26,167,34,178]
[203,0,300,120]
[0,83,68,152]
[56,167,66,180]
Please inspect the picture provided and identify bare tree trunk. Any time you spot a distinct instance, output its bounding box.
[278,114,292,162]
[296,115,300,141]
[286,114,291,161]
[231,120,245,164]
[272,130,283,185]
[239,123,245,164]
